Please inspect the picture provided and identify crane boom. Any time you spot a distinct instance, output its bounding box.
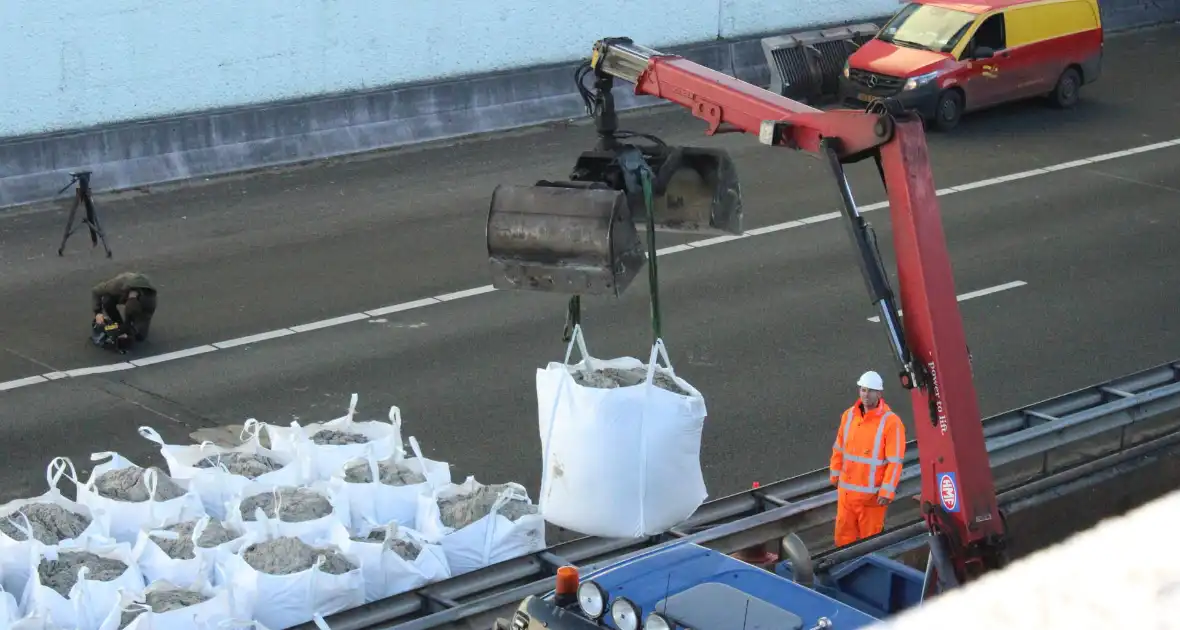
[591,36,1009,587]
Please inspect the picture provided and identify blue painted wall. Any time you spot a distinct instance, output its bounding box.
[0,0,898,137]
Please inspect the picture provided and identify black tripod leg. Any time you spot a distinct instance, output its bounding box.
[83,194,113,258]
[58,191,82,256]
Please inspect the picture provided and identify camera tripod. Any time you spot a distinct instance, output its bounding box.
[57,170,112,258]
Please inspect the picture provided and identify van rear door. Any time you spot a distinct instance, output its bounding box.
[1003,0,1102,96]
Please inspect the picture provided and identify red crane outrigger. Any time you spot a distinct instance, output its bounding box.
[485,37,1009,591]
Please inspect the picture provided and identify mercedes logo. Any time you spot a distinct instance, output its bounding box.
[866,75,879,88]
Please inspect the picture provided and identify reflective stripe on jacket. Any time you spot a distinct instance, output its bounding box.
[829,400,906,502]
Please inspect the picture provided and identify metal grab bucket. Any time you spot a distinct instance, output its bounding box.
[569,145,743,235]
[486,181,647,297]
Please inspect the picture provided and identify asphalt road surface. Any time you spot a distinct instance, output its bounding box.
[1,24,1178,510]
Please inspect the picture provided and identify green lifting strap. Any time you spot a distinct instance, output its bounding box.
[559,148,663,346]
[562,294,581,343]
[640,167,662,344]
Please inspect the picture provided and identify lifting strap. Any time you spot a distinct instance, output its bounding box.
[640,166,662,343]
[562,148,664,345]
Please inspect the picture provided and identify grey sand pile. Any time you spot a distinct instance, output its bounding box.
[118,587,211,628]
[0,503,91,544]
[38,550,128,597]
[350,529,423,561]
[149,519,242,559]
[572,366,689,395]
[343,459,427,486]
[439,484,537,530]
[94,466,187,503]
[242,536,356,576]
[311,429,370,445]
[239,486,333,523]
[195,452,284,479]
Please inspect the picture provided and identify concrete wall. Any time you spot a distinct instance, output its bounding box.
[1,0,1178,210]
[0,0,899,138]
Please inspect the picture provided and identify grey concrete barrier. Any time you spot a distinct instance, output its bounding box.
[0,0,1176,212]
[0,27,784,211]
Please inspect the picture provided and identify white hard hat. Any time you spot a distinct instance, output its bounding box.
[857,370,884,391]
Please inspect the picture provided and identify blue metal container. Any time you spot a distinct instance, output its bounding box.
[516,541,927,629]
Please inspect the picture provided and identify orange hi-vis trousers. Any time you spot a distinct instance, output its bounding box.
[834,497,889,546]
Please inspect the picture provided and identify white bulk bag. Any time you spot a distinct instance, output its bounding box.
[415,477,546,576]
[0,589,19,626]
[262,394,407,480]
[3,613,63,630]
[137,425,310,520]
[535,325,708,538]
[328,436,451,534]
[131,515,246,588]
[326,521,450,603]
[96,579,234,630]
[0,458,112,603]
[220,527,365,630]
[68,453,207,544]
[224,481,350,545]
[19,538,146,630]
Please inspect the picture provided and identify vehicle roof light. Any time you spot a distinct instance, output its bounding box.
[556,565,579,597]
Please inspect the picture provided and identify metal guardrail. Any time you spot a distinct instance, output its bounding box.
[303,359,1180,630]
[816,425,1180,571]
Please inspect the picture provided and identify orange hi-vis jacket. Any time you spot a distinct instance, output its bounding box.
[829,400,906,503]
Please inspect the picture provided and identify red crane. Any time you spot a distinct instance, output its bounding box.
[486,37,1010,590]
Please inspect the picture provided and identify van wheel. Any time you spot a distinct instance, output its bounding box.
[931,90,963,132]
[1050,67,1081,108]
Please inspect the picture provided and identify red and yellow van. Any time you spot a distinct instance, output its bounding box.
[838,0,1103,130]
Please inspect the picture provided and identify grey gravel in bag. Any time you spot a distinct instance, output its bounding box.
[311,429,370,445]
[94,466,187,503]
[38,550,128,597]
[239,486,333,523]
[241,536,356,576]
[343,459,427,486]
[195,452,284,479]
[572,366,689,395]
[439,484,537,530]
[0,503,92,544]
[117,587,212,628]
[349,528,423,561]
[150,519,241,560]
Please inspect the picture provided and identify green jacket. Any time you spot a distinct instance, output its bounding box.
[91,272,156,312]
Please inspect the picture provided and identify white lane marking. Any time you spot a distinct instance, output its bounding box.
[63,363,135,377]
[2,138,1177,394]
[130,345,219,367]
[436,286,496,301]
[213,329,297,349]
[867,281,1028,322]
[366,297,440,317]
[0,376,48,391]
[290,313,371,333]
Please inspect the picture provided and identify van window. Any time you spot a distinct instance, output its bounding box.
[1005,1,1099,47]
[878,2,979,53]
[963,12,1006,56]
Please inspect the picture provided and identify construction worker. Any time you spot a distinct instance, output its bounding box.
[92,271,158,342]
[829,370,906,547]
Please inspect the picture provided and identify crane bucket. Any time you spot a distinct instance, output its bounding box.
[569,145,744,235]
[485,181,647,297]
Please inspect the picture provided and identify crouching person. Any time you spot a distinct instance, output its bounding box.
[92,271,158,342]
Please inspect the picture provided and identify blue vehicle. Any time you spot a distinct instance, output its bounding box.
[493,534,927,630]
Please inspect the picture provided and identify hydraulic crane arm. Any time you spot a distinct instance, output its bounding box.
[590,37,1009,588]
[592,38,892,159]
